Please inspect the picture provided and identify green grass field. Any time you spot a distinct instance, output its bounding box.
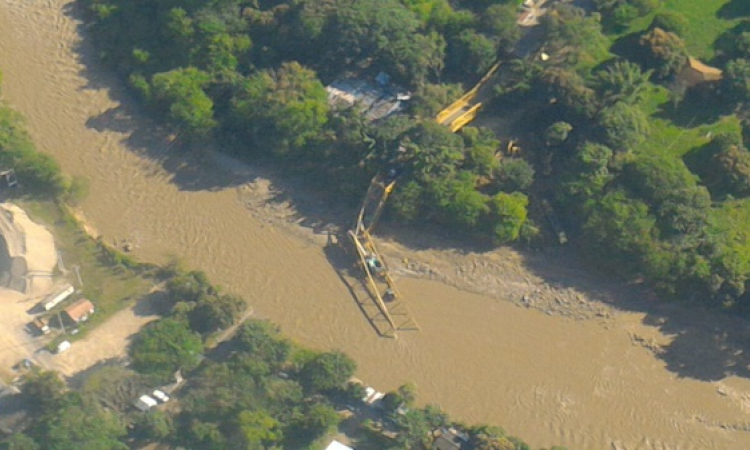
[662,0,742,60]
[619,0,741,61]
[20,201,153,343]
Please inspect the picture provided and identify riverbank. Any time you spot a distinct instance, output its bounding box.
[3,0,750,448]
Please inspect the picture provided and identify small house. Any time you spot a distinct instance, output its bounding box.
[432,428,469,450]
[63,299,95,324]
[326,75,410,122]
[677,57,723,88]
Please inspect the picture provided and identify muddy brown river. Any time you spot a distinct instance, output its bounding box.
[3,1,750,448]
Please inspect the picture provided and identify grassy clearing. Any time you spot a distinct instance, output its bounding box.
[709,199,750,277]
[637,86,741,158]
[19,200,154,343]
[662,0,741,60]
[616,0,740,61]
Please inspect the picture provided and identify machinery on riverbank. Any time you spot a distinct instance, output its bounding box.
[347,64,502,338]
[347,172,419,338]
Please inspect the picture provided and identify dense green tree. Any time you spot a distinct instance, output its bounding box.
[736,32,750,59]
[130,318,203,379]
[583,189,656,259]
[492,58,542,102]
[387,31,446,88]
[650,11,689,37]
[462,126,501,176]
[325,0,441,85]
[165,270,215,304]
[402,0,453,26]
[411,83,465,119]
[234,320,291,369]
[230,62,329,156]
[43,401,127,450]
[21,370,65,415]
[544,121,573,147]
[723,58,750,105]
[151,67,216,136]
[4,434,40,450]
[233,410,283,449]
[596,101,650,151]
[591,60,652,107]
[391,180,426,221]
[562,142,614,201]
[0,106,66,197]
[133,410,174,442]
[446,29,498,77]
[540,67,597,117]
[299,350,356,394]
[485,192,529,244]
[594,0,659,31]
[394,409,432,449]
[495,158,535,192]
[189,293,246,334]
[427,171,489,228]
[292,402,340,439]
[482,3,522,54]
[540,5,610,71]
[188,420,227,450]
[706,133,750,196]
[639,28,688,79]
[404,121,465,180]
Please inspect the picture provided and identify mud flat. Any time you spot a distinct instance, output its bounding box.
[3,1,750,448]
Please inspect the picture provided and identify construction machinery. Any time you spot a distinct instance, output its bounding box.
[347,172,419,338]
[345,63,502,337]
[436,63,501,132]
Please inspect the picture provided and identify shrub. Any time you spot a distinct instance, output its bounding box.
[650,11,689,37]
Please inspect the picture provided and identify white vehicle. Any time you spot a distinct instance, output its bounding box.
[56,341,71,354]
[152,390,170,403]
[134,395,157,411]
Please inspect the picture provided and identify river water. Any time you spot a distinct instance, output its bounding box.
[2,1,750,448]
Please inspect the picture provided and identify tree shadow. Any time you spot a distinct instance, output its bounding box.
[515,241,750,382]
[713,21,750,64]
[643,306,750,381]
[65,357,132,390]
[610,31,646,65]
[682,140,714,181]
[718,0,750,20]
[0,391,30,435]
[132,290,165,317]
[653,83,730,127]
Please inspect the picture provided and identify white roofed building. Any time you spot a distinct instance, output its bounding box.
[325,441,354,450]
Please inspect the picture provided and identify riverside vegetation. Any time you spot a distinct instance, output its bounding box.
[0,67,565,449]
[77,0,750,312]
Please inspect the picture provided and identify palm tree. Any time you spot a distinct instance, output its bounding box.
[592,60,653,108]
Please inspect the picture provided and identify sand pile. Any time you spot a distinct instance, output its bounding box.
[0,203,56,294]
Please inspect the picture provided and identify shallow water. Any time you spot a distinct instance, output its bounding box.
[2,1,750,448]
